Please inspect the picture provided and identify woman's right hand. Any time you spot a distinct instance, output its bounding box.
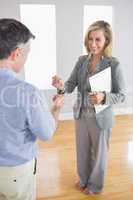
[52,75,64,89]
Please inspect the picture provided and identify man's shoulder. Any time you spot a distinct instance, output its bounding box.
[23,81,38,92]
[13,79,39,96]
[17,79,37,91]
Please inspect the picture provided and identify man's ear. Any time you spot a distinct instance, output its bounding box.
[10,48,21,61]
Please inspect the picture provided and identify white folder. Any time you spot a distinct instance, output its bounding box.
[89,67,111,114]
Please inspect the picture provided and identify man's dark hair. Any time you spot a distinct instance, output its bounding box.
[0,18,35,59]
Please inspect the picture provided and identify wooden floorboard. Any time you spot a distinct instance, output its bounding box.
[36,115,133,200]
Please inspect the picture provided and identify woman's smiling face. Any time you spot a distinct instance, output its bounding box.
[88,29,106,56]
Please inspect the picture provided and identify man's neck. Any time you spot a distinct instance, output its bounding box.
[0,59,11,69]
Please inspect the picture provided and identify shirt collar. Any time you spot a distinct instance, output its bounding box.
[0,67,15,77]
[87,54,110,73]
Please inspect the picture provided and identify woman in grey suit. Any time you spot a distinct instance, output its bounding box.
[52,20,126,195]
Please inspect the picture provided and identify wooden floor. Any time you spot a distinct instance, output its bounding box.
[36,115,133,200]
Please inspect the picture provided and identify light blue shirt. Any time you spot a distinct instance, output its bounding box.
[0,68,56,166]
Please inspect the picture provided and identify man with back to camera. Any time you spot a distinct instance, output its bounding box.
[0,18,64,200]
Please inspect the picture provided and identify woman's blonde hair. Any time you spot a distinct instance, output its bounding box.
[84,20,113,57]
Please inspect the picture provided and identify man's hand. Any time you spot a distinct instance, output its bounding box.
[51,94,64,127]
[52,94,64,110]
[52,75,64,89]
[89,92,105,105]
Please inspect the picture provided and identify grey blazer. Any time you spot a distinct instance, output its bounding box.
[65,55,126,130]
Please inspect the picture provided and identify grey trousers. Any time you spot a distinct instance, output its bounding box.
[75,112,111,193]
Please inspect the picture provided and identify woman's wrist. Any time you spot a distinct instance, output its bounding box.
[57,88,65,94]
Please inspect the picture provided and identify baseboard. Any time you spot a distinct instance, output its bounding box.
[59,112,73,120]
[114,107,133,115]
[59,107,133,120]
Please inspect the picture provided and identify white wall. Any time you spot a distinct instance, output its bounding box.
[0,0,133,119]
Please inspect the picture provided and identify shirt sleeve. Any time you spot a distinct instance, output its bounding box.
[26,88,56,141]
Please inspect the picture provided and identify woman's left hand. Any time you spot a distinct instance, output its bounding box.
[89,92,105,105]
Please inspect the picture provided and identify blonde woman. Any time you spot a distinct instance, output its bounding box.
[52,21,126,194]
